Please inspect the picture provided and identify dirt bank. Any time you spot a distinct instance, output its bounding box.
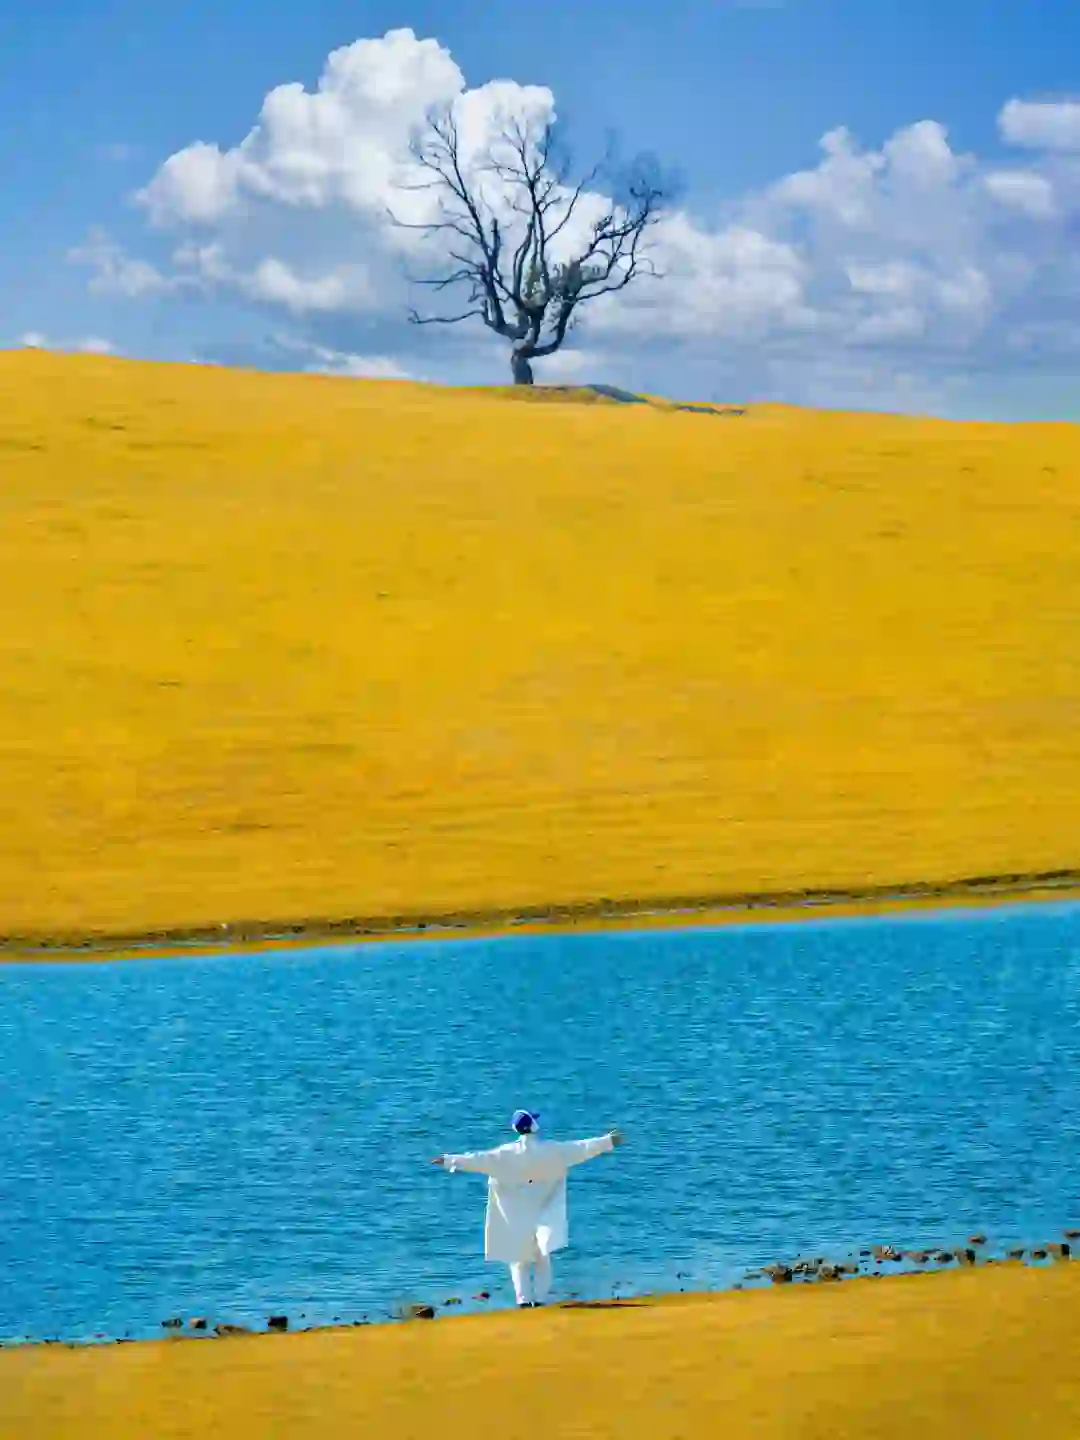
[3,1263,1079,1438]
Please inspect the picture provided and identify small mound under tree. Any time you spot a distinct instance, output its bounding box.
[390,108,675,385]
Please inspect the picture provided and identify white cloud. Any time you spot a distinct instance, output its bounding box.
[69,228,176,296]
[937,265,992,317]
[849,307,926,344]
[846,261,919,297]
[18,331,116,354]
[983,169,1057,217]
[141,142,246,225]
[999,98,1080,151]
[135,29,479,227]
[769,126,885,226]
[311,350,411,379]
[528,347,603,380]
[272,335,415,379]
[72,28,1080,405]
[884,119,962,188]
[590,219,808,340]
[244,257,373,312]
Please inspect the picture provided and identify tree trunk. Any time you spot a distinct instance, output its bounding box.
[511,349,535,385]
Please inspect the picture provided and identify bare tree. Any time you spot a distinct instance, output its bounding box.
[389,109,675,385]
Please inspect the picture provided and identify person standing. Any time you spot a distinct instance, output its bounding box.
[431,1110,624,1308]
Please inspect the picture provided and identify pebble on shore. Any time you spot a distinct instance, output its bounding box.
[19,1222,1080,1348]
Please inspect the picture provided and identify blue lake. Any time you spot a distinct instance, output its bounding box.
[2,901,1080,1342]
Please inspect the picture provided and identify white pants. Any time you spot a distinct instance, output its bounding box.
[509,1254,553,1306]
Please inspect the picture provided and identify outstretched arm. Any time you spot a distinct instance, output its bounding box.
[558,1129,625,1168]
[430,1147,503,1175]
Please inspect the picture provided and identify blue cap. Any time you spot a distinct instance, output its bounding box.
[511,1110,539,1133]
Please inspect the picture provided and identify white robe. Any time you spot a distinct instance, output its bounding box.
[444,1132,614,1264]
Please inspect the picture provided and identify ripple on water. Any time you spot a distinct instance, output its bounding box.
[1,900,1079,1340]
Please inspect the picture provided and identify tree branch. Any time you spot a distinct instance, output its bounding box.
[393,106,677,380]
[408,306,488,325]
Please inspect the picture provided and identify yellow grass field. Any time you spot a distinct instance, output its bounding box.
[4,1264,1080,1439]
[2,349,1079,941]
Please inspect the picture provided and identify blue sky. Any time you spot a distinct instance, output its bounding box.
[4,0,1080,416]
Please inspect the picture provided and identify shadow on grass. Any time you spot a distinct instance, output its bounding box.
[558,1300,652,1310]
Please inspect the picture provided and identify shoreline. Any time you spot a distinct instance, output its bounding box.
[2,865,1079,964]
[3,1231,1073,1351]
[4,1263,1080,1438]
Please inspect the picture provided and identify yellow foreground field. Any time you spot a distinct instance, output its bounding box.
[2,350,1079,941]
[4,1264,1080,1439]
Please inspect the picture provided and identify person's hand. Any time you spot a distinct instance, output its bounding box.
[609,1128,625,1148]
[430,1155,446,1167]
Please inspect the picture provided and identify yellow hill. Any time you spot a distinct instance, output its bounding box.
[4,1264,1080,1439]
[2,350,1079,941]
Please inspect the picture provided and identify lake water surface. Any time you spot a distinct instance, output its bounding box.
[2,901,1080,1341]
